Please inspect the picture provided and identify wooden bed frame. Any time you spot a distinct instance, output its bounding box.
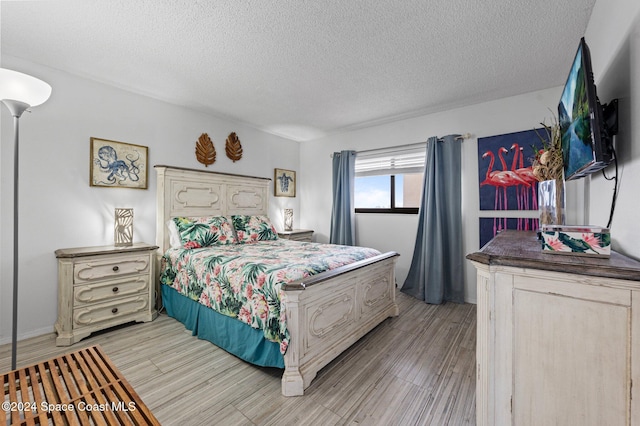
[155,165,399,396]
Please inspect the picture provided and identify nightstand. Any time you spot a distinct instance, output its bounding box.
[278,229,314,242]
[54,243,158,346]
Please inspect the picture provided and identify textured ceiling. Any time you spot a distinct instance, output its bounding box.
[1,0,595,141]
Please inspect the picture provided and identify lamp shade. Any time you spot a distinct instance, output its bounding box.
[0,68,52,107]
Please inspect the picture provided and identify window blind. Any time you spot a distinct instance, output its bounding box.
[355,145,426,177]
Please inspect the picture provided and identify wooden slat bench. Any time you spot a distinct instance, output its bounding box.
[2,344,159,425]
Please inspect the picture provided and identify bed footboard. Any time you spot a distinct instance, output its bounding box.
[281,251,399,396]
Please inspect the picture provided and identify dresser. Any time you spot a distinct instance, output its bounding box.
[55,243,158,346]
[277,229,314,242]
[467,230,640,426]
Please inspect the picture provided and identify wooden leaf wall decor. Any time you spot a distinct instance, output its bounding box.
[225,132,243,162]
[195,133,216,167]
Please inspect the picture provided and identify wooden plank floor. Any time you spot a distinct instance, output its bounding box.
[1,291,476,425]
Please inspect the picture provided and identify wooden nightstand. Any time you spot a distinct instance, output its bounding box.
[278,229,314,242]
[54,243,158,346]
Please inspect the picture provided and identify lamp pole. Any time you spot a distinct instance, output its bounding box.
[0,68,51,371]
[2,100,29,370]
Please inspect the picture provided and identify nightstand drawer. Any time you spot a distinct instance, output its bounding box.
[278,229,314,242]
[74,275,149,305]
[287,232,313,242]
[73,294,150,329]
[74,254,151,283]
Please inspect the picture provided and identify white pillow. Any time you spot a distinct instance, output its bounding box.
[166,219,182,249]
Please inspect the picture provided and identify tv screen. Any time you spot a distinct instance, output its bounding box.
[558,38,613,180]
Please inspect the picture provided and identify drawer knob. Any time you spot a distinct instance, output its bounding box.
[112,287,119,293]
[112,308,118,314]
[112,266,119,272]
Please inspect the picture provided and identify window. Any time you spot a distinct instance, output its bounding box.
[354,146,425,214]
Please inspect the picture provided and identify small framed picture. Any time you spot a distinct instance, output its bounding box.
[90,137,148,189]
[274,168,296,197]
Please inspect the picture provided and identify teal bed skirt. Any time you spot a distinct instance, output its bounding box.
[162,285,285,368]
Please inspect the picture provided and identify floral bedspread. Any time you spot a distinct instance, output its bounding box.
[160,240,381,354]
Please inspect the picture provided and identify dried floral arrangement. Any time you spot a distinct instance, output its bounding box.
[532,120,563,182]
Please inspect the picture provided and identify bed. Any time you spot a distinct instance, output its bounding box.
[155,165,399,396]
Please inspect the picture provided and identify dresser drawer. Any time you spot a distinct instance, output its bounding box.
[74,254,151,283]
[74,275,149,306]
[73,294,150,329]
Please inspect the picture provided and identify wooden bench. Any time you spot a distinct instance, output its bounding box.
[2,344,159,425]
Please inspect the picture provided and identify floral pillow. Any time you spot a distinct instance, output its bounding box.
[172,216,237,249]
[232,215,278,243]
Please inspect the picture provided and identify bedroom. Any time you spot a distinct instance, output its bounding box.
[2,0,640,424]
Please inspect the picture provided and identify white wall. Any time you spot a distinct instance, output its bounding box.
[585,1,640,258]
[0,56,300,344]
[300,87,562,303]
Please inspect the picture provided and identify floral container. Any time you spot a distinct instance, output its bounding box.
[540,224,610,257]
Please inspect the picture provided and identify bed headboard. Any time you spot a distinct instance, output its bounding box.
[155,165,271,253]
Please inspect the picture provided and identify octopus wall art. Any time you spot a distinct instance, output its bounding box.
[478,128,548,247]
[90,137,148,189]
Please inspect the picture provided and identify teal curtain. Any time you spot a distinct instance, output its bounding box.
[330,150,356,245]
[402,135,464,304]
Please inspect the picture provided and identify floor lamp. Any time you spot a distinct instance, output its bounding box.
[0,68,52,370]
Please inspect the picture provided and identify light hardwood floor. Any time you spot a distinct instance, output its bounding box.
[1,291,476,425]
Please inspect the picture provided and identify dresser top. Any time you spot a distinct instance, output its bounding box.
[466,230,640,282]
[55,242,158,258]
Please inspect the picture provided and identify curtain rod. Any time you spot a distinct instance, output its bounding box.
[330,133,472,157]
[358,133,472,153]
[356,141,426,155]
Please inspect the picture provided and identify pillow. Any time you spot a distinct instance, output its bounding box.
[166,219,182,249]
[172,216,237,249]
[232,215,278,243]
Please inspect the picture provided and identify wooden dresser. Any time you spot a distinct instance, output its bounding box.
[55,243,158,346]
[277,229,314,242]
[467,230,640,426]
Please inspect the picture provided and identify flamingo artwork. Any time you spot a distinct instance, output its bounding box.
[496,146,530,191]
[480,148,530,234]
[477,128,548,246]
[510,143,539,229]
[480,151,503,216]
[492,147,530,209]
[479,150,505,234]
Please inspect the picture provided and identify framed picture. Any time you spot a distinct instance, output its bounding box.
[90,137,148,189]
[477,128,546,211]
[274,168,296,197]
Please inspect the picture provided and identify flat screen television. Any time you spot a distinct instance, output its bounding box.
[558,37,618,181]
